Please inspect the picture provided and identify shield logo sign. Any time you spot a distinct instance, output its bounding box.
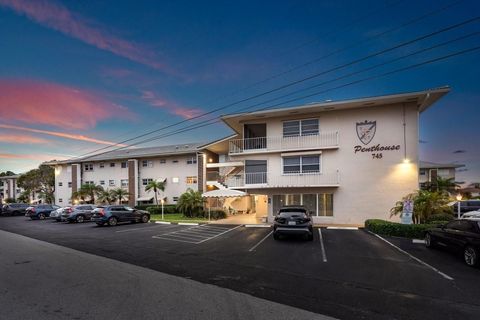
[356,120,376,145]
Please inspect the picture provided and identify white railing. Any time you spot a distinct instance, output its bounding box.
[229,132,339,154]
[225,171,340,188]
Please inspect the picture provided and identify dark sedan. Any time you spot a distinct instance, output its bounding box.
[25,204,61,220]
[61,205,97,223]
[425,219,480,267]
[273,206,313,241]
[91,205,150,226]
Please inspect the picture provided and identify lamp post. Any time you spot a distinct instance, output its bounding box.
[160,198,165,220]
[456,194,463,219]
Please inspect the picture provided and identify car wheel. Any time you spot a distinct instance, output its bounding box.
[76,215,85,223]
[425,233,436,249]
[141,214,149,223]
[38,213,46,220]
[464,246,479,267]
[108,217,118,227]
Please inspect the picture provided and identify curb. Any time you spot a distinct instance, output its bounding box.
[244,224,271,228]
[151,221,204,226]
[154,221,172,225]
[326,226,359,230]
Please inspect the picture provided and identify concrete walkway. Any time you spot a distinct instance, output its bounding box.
[210,213,267,225]
[0,230,334,320]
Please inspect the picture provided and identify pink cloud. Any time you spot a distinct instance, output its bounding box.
[0,153,66,161]
[0,79,131,130]
[141,90,203,119]
[0,134,49,144]
[0,124,128,147]
[0,0,178,76]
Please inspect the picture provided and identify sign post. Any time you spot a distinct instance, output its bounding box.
[401,200,414,224]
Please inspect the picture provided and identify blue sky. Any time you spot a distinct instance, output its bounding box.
[0,0,478,184]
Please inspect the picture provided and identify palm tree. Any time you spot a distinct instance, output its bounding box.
[177,188,204,217]
[79,184,104,204]
[433,177,460,194]
[110,188,130,205]
[71,189,87,204]
[145,179,166,205]
[390,190,452,224]
[97,189,114,205]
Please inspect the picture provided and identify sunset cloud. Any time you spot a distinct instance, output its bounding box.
[0,134,49,144]
[141,90,203,119]
[0,124,128,147]
[0,0,177,75]
[0,153,67,161]
[0,79,131,130]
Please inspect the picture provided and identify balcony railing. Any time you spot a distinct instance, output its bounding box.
[229,132,339,155]
[225,171,339,188]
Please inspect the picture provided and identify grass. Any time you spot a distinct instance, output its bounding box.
[150,213,210,223]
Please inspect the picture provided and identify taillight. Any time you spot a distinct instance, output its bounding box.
[31,207,36,213]
[98,209,105,216]
[67,208,73,213]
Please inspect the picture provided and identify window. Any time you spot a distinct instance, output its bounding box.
[283,155,320,174]
[68,182,72,188]
[160,159,166,164]
[187,157,197,165]
[99,180,105,186]
[110,163,115,167]
[58,182,63,187]
[419,169,426,176]
[99,162,105,168]
[142,178,153,186]
[84,163,93,171]
[186,176,198,184]
[84,181,94,185]
[59,198,63,203]
[272,193,333,217]
[142,160,153,168]
[283,119,319,137]
[173,196,179,202]
[109,180,115,186]
[172,160,179,164]
[172,177,179,183]
[121,179,128,188]
[121,162,127,168]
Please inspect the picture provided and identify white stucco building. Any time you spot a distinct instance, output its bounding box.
[49,88,449,225]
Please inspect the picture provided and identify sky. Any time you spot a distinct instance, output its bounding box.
[0,0,479,185]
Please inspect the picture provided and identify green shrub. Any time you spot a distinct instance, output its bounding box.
[145,205,177,215]
[365,219,436,239]
[425,213,454,224]
[428,220,449,227]
[203,209,227,220]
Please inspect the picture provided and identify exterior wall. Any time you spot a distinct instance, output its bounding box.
[228,102,419,225]
[55,164,73,205]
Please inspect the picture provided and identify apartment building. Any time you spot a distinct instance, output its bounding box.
[50,144,203,207]
[0,174,41,204]
[419,161,464,188]
[200,88,450,225]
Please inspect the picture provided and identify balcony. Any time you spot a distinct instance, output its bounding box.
[229,131,339,155]
[225,171,340,188]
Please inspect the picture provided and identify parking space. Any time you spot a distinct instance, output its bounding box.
[0,216,479,320]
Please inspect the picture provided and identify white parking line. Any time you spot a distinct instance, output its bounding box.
[368,231,454,281]
[152,225,241,244]
[248,231,273,252]
[326,226,358,230]
[115,225,174,233]
[318,228,328,262]
[196,225,242,244]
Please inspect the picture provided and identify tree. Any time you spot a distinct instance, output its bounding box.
[110,188,130,204]
[390,190,452,224]
[17,191,30,204]
[0,171,16,177]
[78,184,104,204]
[145,179,166,205]
[425,177,460,194]
[71,190,87,204]
[17,165,55,204]
[97,189,115,205]
[177,188,204,217]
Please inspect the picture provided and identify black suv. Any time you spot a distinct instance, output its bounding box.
[453,200,480,214]
[1,203,30,216]
[425,219,480,267]
[91,205,150,226]
[273,206,314,241]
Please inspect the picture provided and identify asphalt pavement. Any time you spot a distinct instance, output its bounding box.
[0,216,479,320]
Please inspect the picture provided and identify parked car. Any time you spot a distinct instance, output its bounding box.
[452,200,480,214]
[462,210,480,219]
[273,206,313,241]
[61,205,97,223]
[50,207,65,221]
[425,219,480,267]
[25,204,61,220]
[91,205,150,226]
[1,203,30,216]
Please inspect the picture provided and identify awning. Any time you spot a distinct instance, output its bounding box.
[202,189,247,198]
[136,196,154,201]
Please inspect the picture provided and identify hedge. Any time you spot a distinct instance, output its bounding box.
[425,213,454,224]
[144,205,178,215]
[365,219,436,239]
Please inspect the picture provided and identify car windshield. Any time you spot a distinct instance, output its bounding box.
[278,211,308,219]
[124,206,134,211]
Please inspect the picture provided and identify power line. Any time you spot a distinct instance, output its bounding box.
[78,44,480,159]
[68,0,465,160]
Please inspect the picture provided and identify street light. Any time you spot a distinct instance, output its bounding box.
[160,198,165,220]
[456,194,463,219]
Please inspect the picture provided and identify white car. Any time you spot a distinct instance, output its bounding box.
[49,207,64,220]
[462,210,480,219]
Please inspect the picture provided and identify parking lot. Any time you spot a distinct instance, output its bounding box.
[1,216,479,320]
